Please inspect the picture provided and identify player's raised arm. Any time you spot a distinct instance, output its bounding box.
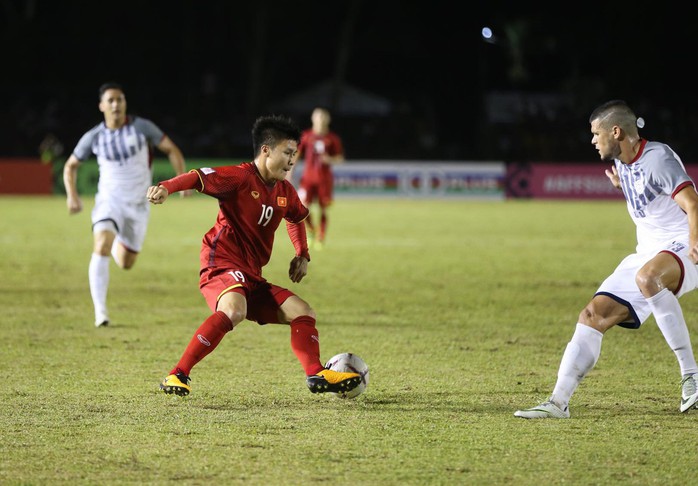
[148,171,201,204]
[147,184,169,204]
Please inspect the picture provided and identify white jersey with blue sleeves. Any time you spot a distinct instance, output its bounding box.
[615,140,694,254]
[72,115,164,204]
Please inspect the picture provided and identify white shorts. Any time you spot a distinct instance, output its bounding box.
[91,193,150,253]
[596,240,698,329]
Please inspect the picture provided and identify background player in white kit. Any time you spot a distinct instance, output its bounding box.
[63,82,189,327]
[515,99,698,418]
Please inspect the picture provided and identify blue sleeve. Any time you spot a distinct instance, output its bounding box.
[133,117,165,146]
[649,144,691,195]
[72,125,100,161]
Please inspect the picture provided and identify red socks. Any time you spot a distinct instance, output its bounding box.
[290,316,324,376]
[172,310,233,376]
[170,313,324,378]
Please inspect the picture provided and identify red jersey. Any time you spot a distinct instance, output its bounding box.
[298,129,344,185]
[194,162,309,277]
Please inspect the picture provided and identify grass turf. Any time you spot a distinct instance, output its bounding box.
[3,195,698,484]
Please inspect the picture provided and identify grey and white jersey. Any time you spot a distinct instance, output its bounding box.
[615,140,694,253]
[72,116,165,204]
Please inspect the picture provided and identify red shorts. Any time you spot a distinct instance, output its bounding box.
[199,268,295,324]
[299,178,333,207]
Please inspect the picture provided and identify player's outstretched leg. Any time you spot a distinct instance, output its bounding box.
[307,369,361,394]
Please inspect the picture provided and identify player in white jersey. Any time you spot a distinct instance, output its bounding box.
[63,82,190,327]
[515,100,698,418]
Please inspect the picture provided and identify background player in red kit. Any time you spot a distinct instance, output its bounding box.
[292,107,344,248]
[147,114,360,397]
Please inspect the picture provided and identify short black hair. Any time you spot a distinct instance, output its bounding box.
[251,114,301,156]
[589,99,638,132]
[98,82,124,100]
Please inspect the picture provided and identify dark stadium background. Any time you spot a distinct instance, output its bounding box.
[3,1,697,163]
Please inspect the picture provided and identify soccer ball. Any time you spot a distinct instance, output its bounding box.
[324,352,369,399]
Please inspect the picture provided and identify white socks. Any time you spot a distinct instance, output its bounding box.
[89,253,110,322]
[111,240,121,267]
[551,323,603,409]
[547,289,698,409]
[647,288,698,376]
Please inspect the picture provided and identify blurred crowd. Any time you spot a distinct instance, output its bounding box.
[5,88,698,165]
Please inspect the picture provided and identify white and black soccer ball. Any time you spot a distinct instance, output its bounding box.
[324,352,369,399]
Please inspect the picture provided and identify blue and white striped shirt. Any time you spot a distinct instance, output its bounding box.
[615,140,694,254]
[72,115,165,204]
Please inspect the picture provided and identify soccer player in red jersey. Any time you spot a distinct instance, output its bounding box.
[291,107,344,248]
[147,114,360,397]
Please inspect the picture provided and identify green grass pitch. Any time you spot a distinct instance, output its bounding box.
[3,195,698,484]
